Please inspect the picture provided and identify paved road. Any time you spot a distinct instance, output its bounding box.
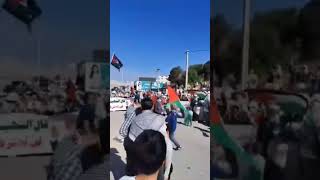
[0,156,50,180]
[110,111,210,180]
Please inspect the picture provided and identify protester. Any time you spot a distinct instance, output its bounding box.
[65,79,77,112]
[47,128,83,180]
[125,97,172,180]
[77,93,97,131]
[184,106,193,127]
[120,130,167,180]
[166,104,182,150]
[154,96,166,116]
[95,93,109,154]
[211,144,238,179]
[119,102,142,142]
[215,63,320,179]
[134,91,140,103]
[47,114,102,180]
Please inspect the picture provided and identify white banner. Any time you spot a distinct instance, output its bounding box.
[0,113,52,156]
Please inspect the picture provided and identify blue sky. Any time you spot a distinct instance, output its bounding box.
[213,0,310,27]
[110,0,210,81]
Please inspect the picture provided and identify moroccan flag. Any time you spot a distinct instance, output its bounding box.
[2,0,42,31]
[111,54,123,71]
[211,94,263,180]
[167,86,192,125]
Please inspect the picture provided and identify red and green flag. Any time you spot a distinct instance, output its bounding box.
[211,89,308,180]
[167,86,192,126]
[211,94,263,180]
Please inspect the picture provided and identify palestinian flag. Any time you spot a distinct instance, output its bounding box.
[245,89,308,121]
[167,86,192,126]
[211,89,309,180]
[211,93,263,180]
[111,54,123,71]
[2,0,42,31]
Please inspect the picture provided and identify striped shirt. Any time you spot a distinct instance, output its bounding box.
[119,106,136,138]
[48,136,84,180]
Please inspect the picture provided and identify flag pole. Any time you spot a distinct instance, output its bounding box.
[35,20,41,87]
[241,0,251,90]
[37,34,41,87]
[121,68,124,83]
[185,50,189,91]
[111,53,115,62]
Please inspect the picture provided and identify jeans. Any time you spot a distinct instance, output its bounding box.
[169,132,180,148]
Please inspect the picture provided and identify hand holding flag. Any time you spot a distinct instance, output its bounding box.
[167,86,192,126]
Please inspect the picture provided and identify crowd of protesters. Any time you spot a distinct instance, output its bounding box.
[212,63,320,180]
[0,78,86,115]
[119,88,194,180]
[214,63,320,124]
[114,85,209,180]
[118,97,173,180]
[0,75,111,180]
[47,91,109,180]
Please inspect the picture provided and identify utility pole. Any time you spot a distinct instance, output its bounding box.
[185,50,189,91]
[156,68,160,92]
[241,0,251,90]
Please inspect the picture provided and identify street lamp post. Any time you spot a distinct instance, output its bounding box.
[185,50,190,91]
[184,50,208,91]
[156,68,160,92]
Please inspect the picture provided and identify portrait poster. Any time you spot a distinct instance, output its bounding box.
[85,62,109,92]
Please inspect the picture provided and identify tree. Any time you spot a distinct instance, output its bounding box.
[250,8,300,76]
[168,66,184,86]
[188,68,201,86]
[212,8,303,82]
[212,14,233,59]
[299,0,320,61]
[203,61,210,82]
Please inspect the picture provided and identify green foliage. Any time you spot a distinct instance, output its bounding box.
[299,0,320,60]
[212,3,320,80]
[168,66,185,86]
[188,68,201,85]
[168,62,210,87]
